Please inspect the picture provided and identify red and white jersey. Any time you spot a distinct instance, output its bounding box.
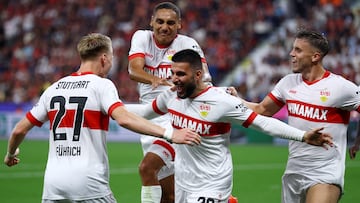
[151,87,255,199]
[128,30,207,104]
[26,72,123,200]
[269,71,360,188]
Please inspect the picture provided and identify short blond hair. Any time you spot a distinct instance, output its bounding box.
[77,33,112,60]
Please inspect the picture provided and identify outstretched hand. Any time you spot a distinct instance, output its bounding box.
[303,127,333,149]
[4,148,20,167]
[171,128,201,145]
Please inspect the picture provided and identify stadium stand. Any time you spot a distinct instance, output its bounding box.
[0,0,359,108]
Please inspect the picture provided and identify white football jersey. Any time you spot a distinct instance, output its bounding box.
[270,71,360,189]
[152,87,255,199]
[26,72,123,200]
[128,30,207,151]
[128,30,206,104]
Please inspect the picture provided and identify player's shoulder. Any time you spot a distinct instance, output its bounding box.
[133,30,152,38]
[275,73,301,85]
[327,72,359,90]
[175,34,198,44]
[206,87,239,102]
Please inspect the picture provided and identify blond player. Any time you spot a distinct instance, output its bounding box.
[3,33,201,203]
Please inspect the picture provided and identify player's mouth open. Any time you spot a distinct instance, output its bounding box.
[176,85,184,93]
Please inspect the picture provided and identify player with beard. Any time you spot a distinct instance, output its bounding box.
[126,49,333,203]
[128,2,212,202]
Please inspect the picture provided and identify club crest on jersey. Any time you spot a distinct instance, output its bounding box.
[199,103,211,118]
[320,89,330,102]
[166,49,177,61]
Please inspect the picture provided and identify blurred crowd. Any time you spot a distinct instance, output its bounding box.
[231,0,360,102]
[0,0,359,106]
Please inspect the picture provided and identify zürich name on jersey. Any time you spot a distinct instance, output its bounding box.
[286,100,350,124]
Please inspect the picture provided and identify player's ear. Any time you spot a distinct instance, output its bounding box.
[150,16,154,27]
[312,51,321,63]
[100,54,106,67]
[195,69,202,79]
[177,19,182,29]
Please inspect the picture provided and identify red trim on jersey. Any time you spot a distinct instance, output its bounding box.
[201,58,207,63]
[152,99,167,115]
[48,109,110,130]
[268,93,285,107]
[168,109,231,136]
[108,102,124,116]
[83,110,110,130]
[286,100,350,124]
[303,71,331,85]
[242,112,258,128]
[128,53,145,60]
[189,86,211,99]
[26,112,43,127]
[153,139,175,161]
[153,34,178,48]
[357,105,360,113]
[70,72,94,76]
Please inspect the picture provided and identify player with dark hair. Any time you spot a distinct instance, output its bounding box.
[127,48,333,203]
[243,29,360,203]
[128,2,212,202]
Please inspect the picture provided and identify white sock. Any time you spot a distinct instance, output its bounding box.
[141,185,162,203]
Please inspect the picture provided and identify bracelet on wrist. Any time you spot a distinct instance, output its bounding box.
[163,127,174,143]
[6,151,16,158]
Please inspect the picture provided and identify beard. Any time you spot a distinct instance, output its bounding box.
[176,80,196,99]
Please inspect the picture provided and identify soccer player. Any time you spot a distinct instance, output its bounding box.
[242,29,360,203]
[127,2,212,202]
[126,49,333,203]
[3,33,201,203]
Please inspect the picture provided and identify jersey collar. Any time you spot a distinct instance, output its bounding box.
[70,72,95,76]
[153,34,178,49]
[303,70,330,85]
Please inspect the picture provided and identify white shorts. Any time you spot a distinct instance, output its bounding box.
[140,114,175,180]
[282,173,343,203]
[42,193,117,203]
[282,174,312,203]
[148,139,175,180]
[175,188,228,203]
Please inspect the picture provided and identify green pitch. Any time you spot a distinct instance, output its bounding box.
[1,139,359,203]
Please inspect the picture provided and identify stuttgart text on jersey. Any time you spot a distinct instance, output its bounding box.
[56,81,90,90]
[56,144,81,156]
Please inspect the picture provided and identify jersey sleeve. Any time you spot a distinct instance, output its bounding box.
[338,79,360,112]
[218,93,257,127]
[180,36,207,63]
[268,74,294,107]
[99,79,123,116]
[152,89,172,115]
[27,88,50,126]
[128,30,148,58]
